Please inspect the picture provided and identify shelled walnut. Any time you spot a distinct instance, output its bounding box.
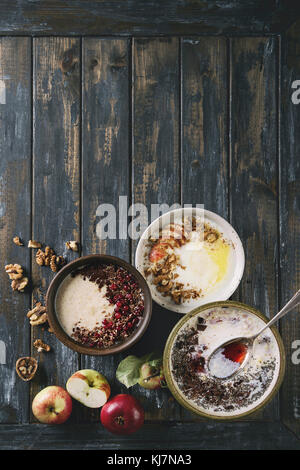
[5,263,23,280]
[11,277,29,292]
[27,302,48,326]
[5,264,29,292]
[66,240,79,251]
[33,339,50,353]
[36,247,65,272]
[13,236,24,246]
[16,357,38,381]
[28,240,42,249]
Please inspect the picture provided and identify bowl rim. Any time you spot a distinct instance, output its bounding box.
[46,254,152,356]
[135,207,245,314]
[163,300,286,420]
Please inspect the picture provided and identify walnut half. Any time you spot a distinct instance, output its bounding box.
[27,302,48,326]
[28,240,42,249]
[5,263,23,280]
[66,240,79,252]
[13,236,24,246]
[11,277,28,292]
[16,357,38,381]
[5,264,29,292]
[33,339,50,353]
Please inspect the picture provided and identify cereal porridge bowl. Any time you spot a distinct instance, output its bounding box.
[163,301,285,420]
[46,255,152,355]
[135,208,245,313]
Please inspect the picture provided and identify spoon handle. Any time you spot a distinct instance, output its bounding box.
[253,288,300,339]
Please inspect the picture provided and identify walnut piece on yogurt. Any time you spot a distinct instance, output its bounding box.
[16,357,38,381]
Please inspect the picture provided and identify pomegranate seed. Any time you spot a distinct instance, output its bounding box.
[116,301,123,308]
[123,305,129,312]
[123,284,130,291]
[126,293,133,300]
[115,313,121,319]
[110,283,118,290]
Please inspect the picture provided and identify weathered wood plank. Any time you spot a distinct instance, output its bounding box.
[131,37,181,420]
[81,38,130,421]
[0,37,31,424]
[231,37,279,419]
[0,0,297,35]
[31,37,81,421]
[0,421,299,450]
[181,37,228,216]
[180,36,228,421]
[280,21,300,438]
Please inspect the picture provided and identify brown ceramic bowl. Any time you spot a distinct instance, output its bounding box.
[46,254,152,355]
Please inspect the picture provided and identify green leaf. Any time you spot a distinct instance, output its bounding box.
[116,355,143,388]
[116,352,163,388]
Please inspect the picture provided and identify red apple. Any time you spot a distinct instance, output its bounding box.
[100,394,144,435]
[32,386,72,424]
[66,369,110,408]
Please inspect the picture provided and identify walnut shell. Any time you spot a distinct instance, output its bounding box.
[15,357,38,381]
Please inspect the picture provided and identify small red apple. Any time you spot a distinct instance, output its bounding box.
[100,394,144,435]
[138,362,165,390]
[32,386,72,424]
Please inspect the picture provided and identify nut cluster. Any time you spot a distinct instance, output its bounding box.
[36,246,65,272]
[5,264,28,292]
[146,254,199,304]
[145,218,221,304]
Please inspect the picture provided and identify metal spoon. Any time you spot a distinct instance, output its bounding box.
[207,288,300,380]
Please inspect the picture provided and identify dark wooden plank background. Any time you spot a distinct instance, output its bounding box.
[0,1,300,450]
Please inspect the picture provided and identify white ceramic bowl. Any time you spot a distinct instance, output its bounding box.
[135,207,245,313]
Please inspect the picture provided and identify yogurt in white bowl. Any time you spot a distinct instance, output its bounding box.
[135,208,245,313]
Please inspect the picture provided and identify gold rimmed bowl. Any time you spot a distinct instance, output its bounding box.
[163,300,285,420]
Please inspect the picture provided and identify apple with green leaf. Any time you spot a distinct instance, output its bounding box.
[116,353,166,390]
[66,369,110,408]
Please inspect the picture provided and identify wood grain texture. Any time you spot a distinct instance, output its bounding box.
[0,0,298,35]
[280,22,300,437]
[81,38,130,421]
[181,37,228,215]
[31,37,81,421]
[230,37,279,419]
[0,37,31,424]
[0,421,299,450]
[131,37,182,420]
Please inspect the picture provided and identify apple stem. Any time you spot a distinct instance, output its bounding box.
[143,370,160,382]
